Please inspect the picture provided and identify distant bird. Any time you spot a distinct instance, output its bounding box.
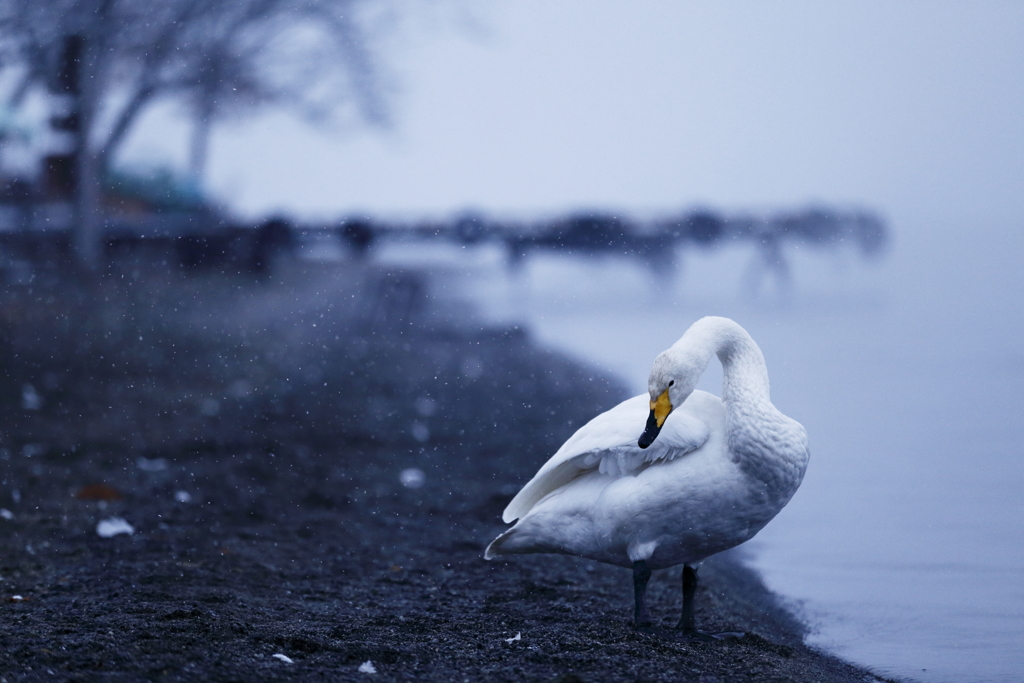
[486,316,809,638]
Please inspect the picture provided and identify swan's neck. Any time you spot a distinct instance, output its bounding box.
[663,317,806,505]
[674,317,772,410]
[717,332,771,410]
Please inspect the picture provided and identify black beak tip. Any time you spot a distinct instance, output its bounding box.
[638,410,661,449]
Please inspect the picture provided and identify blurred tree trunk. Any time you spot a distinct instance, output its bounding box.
[72,0,113,271]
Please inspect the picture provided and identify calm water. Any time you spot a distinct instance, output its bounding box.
[373,222,1024,683]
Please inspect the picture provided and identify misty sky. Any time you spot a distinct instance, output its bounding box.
[124,1,1024,230]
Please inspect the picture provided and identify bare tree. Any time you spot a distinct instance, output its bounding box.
[0,0,392,268]
[175,0,390,180]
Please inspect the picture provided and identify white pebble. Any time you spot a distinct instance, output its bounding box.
[272,653,294,664]
[21,384,42,410]
[136,457,168,472]
[358,660,376,674]
[399,468,426,489]
[0,509,13,520]
[504,632,521,644]
[96,517,135,538]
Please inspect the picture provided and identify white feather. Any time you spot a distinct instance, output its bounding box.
[500,394,709,523]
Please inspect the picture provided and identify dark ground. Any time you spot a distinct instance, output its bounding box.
[0,254,892,682]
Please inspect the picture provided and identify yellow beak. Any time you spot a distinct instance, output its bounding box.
[650,388,673,428]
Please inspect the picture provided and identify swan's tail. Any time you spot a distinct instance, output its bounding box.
[486,517,566,559]
[484,526,521,560]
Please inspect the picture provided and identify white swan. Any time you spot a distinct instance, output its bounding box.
[485,316,809,636]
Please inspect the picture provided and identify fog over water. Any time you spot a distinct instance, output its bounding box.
[125,2,1024,681]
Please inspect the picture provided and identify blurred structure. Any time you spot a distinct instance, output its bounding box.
[657,210,725,246]
[328,205,887,283]
[505,213,675,275]
[722,207,887,294]
[338,217,376,259]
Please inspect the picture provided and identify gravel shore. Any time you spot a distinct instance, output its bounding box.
[0,258,892,682]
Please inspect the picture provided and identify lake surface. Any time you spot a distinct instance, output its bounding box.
[372,222,1024,683]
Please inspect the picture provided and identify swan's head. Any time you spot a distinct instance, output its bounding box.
[638,349,701,449]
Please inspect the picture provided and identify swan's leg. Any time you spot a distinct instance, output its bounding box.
[676,564,745,641]
[632,560,653,627]
[678,564,699,632]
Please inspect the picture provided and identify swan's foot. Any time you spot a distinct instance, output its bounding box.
[634,626,745,642]
[677,628,746,643]
[634,624,672,638]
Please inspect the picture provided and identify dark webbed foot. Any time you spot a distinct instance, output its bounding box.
[635,626,745,642]
[678,628,746,642]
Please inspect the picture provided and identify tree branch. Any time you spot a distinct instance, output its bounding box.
[95,81,157,173]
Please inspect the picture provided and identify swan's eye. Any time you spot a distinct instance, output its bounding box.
[668,380,675,387]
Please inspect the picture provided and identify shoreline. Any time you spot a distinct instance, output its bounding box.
[0,260,891,681]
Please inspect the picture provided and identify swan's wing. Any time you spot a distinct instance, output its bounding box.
[501,394,710,523]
